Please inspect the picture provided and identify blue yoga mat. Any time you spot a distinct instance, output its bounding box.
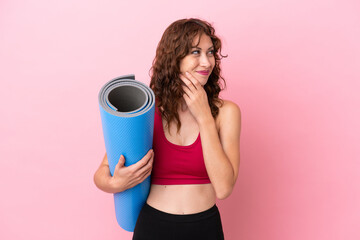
[98,74,155,232]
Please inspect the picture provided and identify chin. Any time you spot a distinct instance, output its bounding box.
[196,75,209,83]
[202,77,210,85]
[200,80,207,86]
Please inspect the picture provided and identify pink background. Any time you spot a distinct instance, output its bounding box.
[1,0,359,239]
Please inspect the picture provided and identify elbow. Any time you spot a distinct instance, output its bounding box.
[215,172,237,200]
[93,170,107,191]
[93,171,101,189]
[215,185,234,200]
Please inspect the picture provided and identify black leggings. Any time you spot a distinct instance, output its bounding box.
[132,203,224,240]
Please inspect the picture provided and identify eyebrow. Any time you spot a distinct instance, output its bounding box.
[191,46,214,50]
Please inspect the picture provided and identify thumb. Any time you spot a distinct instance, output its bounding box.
[115,155,125,169]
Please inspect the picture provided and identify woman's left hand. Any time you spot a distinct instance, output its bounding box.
[180,71,213,123]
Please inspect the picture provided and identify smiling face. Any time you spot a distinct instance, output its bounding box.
[179,33,215,86]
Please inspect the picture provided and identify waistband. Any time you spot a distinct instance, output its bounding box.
[142,203,219,223]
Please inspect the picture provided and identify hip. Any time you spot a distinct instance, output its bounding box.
[146,183,216,214]
[133,202,224,240]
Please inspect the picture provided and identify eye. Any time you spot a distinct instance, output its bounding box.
[208,50,215,56]
[191,50,200,55]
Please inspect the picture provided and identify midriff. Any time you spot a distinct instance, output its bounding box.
[146,183,216,214]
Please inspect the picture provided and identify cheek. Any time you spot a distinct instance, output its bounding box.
[210,59,216,70]
[181,61,196,72]
[180,58,190,72]
[190,60,199,69]
[179,64,184,73]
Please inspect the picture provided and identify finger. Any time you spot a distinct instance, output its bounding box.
[115,155,125,171]
[127,165,152,188]
[127,168,151,188]
[180,74,197,91]
[137,167,152,184]
[185,72,200,88]
[134,153,153,177]
[126,181,139,190]
[183,93,190,104]
[129,149,153,171]
[182,85,192,97]
[140,169,152,182]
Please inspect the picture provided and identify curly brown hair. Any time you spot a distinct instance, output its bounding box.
[149,18,227,134]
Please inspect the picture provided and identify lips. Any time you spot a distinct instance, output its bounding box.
[196,70,210,76]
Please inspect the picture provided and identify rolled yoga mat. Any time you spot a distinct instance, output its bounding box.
[98,74,155,232]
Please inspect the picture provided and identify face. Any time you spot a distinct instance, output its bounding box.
[179,34,215,86]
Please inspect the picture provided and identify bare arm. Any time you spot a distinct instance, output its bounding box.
[179,72,241,200]
[198,100,241,200]
[93,149,154,193]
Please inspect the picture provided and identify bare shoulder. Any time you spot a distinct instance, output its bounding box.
[213,100,241,160]
[218,99,241,122]
[215,99,241,135]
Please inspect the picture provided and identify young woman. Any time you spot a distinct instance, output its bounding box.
[94,18,241,240]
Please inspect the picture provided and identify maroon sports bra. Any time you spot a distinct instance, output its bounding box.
[151,107,211,185]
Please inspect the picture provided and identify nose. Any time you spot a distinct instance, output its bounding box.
[199,53,211,68]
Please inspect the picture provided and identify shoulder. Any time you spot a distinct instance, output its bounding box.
[215,99,241,163]
[217,99,241,131]
[218,99,241,120]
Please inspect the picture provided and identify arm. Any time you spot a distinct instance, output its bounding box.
[198,100,241,199]
[93,150,154,193]
[180,72,241,200]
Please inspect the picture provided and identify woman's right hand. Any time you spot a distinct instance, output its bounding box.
[93,149,154,193]
[111,149,154,192]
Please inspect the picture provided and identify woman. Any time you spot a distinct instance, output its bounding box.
[94,18,241,240]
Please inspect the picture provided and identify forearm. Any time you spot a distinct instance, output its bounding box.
[93,165,120,194]
[198,116,235,199]
[94,150,154,194]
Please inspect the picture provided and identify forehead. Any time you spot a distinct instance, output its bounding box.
[192,34,213,48]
